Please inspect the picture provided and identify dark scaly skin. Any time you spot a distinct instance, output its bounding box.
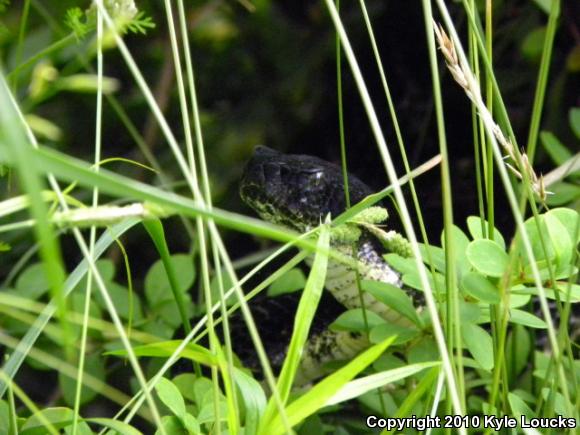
[240,146,416,321]
[240,146,372,232]
[239,146,418,384]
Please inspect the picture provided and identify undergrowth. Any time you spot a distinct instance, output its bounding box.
[0,1,578,434]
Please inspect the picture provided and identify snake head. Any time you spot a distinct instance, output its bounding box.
[240,146,372,231]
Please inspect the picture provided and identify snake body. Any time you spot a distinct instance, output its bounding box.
[240,146,413,319]
[239,146,419,383]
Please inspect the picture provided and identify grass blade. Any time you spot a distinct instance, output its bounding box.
[326,361,440,406]
[265,337,395,435]
[259,218,331,432]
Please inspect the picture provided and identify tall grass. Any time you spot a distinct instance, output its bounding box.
[0,1,577,434]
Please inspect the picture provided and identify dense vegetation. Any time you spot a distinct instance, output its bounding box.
[0,0,578,434]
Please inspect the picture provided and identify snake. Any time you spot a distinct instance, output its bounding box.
[237,145,423,384]
[237,145,579,385]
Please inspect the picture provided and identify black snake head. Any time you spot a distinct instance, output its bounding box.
[240,146,372,231]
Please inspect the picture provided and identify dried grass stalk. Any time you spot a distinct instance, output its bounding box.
[433,21,548,201]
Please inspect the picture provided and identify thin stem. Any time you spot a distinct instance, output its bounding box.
[336,0,350,209]
[7,33,76,81]
[525,0,561,163]
[11,0,31,91]
[71,7,104,434]
[421,0,465,412]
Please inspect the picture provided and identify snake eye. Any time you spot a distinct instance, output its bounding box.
[302,169,324,188]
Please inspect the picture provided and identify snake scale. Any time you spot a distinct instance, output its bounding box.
[236,145,579,385]
[235,146,422,384]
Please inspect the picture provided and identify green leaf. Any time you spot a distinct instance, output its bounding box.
[518,216,554,274]
[84,417,143,435]
[417,243,446,273]
[443,225,471,276]
[56,74,120,94]
[172,373,197,403]
[508,392,536,420]
[144,254,195,305]
[127,11,156,35]
[65,420,93,435]
[233,367,266,435]
[570,107,580,139]
[461,272,500,304]
[262,337,395,435]
[458,300,482,323]
[383,253,419,276]
[540,131,572,165]
[21,407,74,435]
[325,361,439,406]
[299,415,324,435]
[144,219,193,333]
[541,388,568,416]
[141,319,175,339]
[466,239,509,277]
[521,27,546,62]
[545,182,580,206]
[24,114,62,141]
[369,323,419,345]
[407,337,440,365]
[181,414,200,434]
[372,353,405,372]
[155,296,195,328]
[70,292,104,336]
[93,282,143,320]
[267,267,306,296]
[197,401,228,425]
[329,308,385,332]
[212,337,238,434]
[517,210,577,279]
[466,216,506,250]
[506,325,532,378]
[555,283,580,302]
[461,322,494,371]
[531,0,552,14]
[509,309,547,329]
[155,416,187,435]
[15,262,50,300]
[59,354,105,406]
[155,377,187,419]
[547,208,580,244]
[401,270,445,294]
[105,340,216,367]
[260,221,330,429]
[361,280,422,326]
[508,293,532,308]
[512,284,580,303]
[193,377,214,407]
[73,259,116,291]
[543,211,573,274]
[0,400,9,432]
